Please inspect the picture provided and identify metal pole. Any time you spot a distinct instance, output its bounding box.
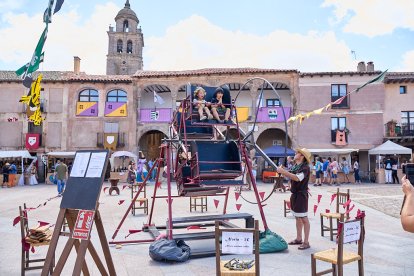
[166,143,173,240]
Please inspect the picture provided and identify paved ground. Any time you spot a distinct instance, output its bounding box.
[1,181,413,275]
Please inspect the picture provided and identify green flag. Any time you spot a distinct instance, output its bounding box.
[15,25,48,77]
[355,69,388,92]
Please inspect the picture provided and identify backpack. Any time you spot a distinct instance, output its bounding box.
[386,162,391,169]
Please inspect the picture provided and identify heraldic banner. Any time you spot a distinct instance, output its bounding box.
[26,133,40,150]
[104,133,118,151]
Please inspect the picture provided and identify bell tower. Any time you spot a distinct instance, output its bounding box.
[106,0,144,75]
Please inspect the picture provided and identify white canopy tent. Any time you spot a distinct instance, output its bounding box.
[0,151,37,186]
[368,140,412,172]
[308,149,359,155]
[46,151,76,158]
[110,151,137,169]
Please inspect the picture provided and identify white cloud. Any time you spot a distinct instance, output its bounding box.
[322,0,414,37]
[0,2,118,74]
[145,15,356,72]
[398,50,414,71]
[0,0,24,11]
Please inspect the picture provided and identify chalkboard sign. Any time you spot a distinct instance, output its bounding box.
[61,150,109,210]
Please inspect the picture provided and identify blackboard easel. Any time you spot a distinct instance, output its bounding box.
[41,150,116,276]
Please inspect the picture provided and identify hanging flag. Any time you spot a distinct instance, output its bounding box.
[236,204,242,211]
[118,200,125,205]
[15,25,48,81]
[330,194,337,205]
[317,194,322,204]
[54,0,65,14]
[355,70,388,92]
[259,192,265,200]
[343,199,352,209]
[313,204,318,216]
[332,95,347,105]
[235,192,240,201]
[153,91,165,105]
[325,209,330,213]
[43,0,55,24]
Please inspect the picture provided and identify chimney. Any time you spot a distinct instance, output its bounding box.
[357,61,366,72]
[74,56,81,74]
[367,61,374,72]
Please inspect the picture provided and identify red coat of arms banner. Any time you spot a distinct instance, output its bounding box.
[26,133,40,150]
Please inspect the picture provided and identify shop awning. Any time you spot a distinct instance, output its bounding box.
[47,152,76,158]
[0,150,36,159]
[308,148,359,155]
[256,146,295,157]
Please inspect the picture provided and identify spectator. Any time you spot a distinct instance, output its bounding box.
[340,157,351,183]
[329,158,339,186]
[384,156,393,184]
[353,159,361,184]
[2,162,10,188]
[55,159,68,196]
[9,162,17,187]
[392,157,399,184]
[401,175,414,233]
[313,157,323,186]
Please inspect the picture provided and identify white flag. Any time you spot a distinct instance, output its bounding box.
[154,91,165,105]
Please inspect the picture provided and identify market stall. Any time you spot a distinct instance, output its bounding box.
[308,148,359,183]
[256,146,295,182]
[368,141,412,183]
[0,150,36,186]
[110,151,138,183]
[45,152,76,184]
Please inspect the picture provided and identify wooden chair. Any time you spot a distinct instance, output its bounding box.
[283,199,291,217]
[320,188,350,241]
[19,204,54,276]
[131,182,148,215]
[312,213,365,276]
[190,196,208,212]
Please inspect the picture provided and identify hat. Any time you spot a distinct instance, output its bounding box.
[295,148,312,164]
[5,162,10,166]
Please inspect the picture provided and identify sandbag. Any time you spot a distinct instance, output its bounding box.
[149,239,191,262]
[259,229,288,253]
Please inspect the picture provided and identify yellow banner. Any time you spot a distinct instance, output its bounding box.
[236,107,249,122]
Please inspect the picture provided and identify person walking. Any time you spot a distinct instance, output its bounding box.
[353,159,361,184]
[392,157,399,184]
[313,157,323,186]
[277,148,312,250]
[340,157,351,183]
[8,162,17,187]
[127,160,136,184]
[384,156,393,184]
[329,158,339,186]
[2,162,10,188]
[55,159,68,196]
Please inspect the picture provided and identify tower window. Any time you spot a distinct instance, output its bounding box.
[117,39,123,53]
[127,41,133,53]
[123,20,129,32]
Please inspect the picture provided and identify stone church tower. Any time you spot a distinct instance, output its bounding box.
[106,0,144,75]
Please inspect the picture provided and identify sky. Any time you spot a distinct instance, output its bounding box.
[0,0,413,75]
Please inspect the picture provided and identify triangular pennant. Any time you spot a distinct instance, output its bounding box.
[165,199,173,204]
[13,216,21,226]
[22,238,30,252]
[346,204,355,215]
[325,209,330,213]
[259,192,265,200]
[236,204,242,211]
[214,199,220,209]
[186,225,206,230]
[38,221,49,227]
[118,200,125,205]
[330,194,337,205]
[31,246,35,253]
[343,199,352,209]
[313,204,318,216]
[317,194,322,204]
[313,107,324,115]
[139,201,144,206]
[103,187,109,193]
[235,192,240,201]
[122,185,128,190]
[156,182,162,189]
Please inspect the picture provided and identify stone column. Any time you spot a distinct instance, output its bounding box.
[249,83,260,121]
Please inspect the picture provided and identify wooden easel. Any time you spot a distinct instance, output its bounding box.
[41,150,116,276]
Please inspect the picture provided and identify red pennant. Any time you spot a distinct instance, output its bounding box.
[13,216,21,226]
[332,95,347,105]
[103,187,109,193]
[343,199,352,209]
[214,199,219,209]
[356,209,365,219]
[313,204,318,216]
[31,246,35,253]
[38,221,49,227]
[235,192,240,201]
[139,201,144,206]
[346,204,355,215]
[156,182,162,188]
[325,209,330,213]
[186,225,206,230]
[122,185,128,190]
[165,199,174,204]
[259,192,265,200]
[317,194,322,204]
[286,202,291,209]
[236,204,242,211]
[330,194,337,205]
[118,200,125,205]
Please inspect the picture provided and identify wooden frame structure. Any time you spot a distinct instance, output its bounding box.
[320,188,350,241]
[312,213,365,276]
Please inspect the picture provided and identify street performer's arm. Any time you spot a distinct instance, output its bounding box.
[277,166,302,182]
[401,175,414,233]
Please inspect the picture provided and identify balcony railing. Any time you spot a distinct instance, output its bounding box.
[385,123,414,137]
[139,108,172,123]
[256,107,291,123]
